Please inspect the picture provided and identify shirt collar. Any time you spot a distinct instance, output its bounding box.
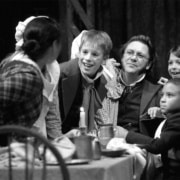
[79,62,103,83]
[119,71,146,87]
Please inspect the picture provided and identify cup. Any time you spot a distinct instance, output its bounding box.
[92,139,101,160]
[98,124,114,149]
[73,135,93,160]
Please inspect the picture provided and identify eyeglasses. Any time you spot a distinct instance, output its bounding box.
[124,50,149,61]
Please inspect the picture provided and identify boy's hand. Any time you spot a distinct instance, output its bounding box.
[147,107,164,119]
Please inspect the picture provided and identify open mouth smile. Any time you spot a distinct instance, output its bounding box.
[170,71,180,76]
[83,62,94,70]
[84,62,93,67]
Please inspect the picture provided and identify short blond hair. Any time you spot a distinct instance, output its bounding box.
[79,29,113,59]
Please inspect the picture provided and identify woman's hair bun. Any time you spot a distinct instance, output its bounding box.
[21,17,61,61]
[22,40,41,60]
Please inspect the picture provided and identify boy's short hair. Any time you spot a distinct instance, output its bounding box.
[169,45,180,58]
[79,29,113,59]
[167,78,180,88]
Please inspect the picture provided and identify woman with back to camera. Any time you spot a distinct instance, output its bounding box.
[15,16,63,140]
[0,16,62,145]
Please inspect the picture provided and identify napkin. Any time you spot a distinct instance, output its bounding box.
[0,136,76,166]
[0,142,41,167]
[106,138,146,180]
[40,136,76,163]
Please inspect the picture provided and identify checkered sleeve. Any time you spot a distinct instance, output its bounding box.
[0,67,43,107]
[46,87,63,140]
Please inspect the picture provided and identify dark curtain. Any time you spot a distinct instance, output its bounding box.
[94,0,180,81]
[1,0,180,81]
[0,0,60,61]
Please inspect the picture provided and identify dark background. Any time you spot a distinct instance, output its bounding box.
[0,0,61,61]
[1,0,180,81]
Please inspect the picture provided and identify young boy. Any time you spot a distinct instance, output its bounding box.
[59,30,119,135]
[148,45,180,119]
[117,78,180,180]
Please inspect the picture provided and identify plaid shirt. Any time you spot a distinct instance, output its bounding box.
[0,60,43,127]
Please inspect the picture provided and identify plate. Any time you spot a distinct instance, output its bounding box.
[46,159,90,166]
[46,161,61,166]
[65,159,90,165]
[101,149,126,157]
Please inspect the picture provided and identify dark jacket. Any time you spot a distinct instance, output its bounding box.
[139,80,163,136]
[59,59,107,133]
[126,112,180,179]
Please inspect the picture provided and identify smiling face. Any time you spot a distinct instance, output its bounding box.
[168,53,180,78]
[160,82,180,114]
[121,41,151,76]
[79,42,105,78]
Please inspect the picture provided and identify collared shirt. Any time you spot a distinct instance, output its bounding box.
[0,55,43,127]
[119,71,146,87]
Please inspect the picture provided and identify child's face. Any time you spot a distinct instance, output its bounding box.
[160,82,180,114]
[168,53,180,78]
[79,42,105,78]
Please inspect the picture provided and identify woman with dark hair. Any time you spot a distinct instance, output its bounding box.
[0,16,62,137]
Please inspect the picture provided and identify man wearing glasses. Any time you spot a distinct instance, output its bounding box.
[115,35,163,138]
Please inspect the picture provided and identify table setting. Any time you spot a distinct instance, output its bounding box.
[0,126,147,180]
[62,122,147,180]
[0,111,147,180]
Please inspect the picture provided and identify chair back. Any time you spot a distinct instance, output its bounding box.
[0,125,70,180]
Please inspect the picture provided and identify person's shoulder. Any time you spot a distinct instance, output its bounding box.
[1,60,40,76]
[144,79,162,89]
[142,80,162,96]
[167,111,180,120]
[166,112,180,131]
[60,58,79,76]
[1,61,43,93]
[60,58,78,66]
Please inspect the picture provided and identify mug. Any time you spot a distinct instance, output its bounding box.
[92,139,101,160]
[98,124,114,149]
[73,135,93,159]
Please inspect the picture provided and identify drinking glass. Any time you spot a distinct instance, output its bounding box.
[98,124,114,149]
